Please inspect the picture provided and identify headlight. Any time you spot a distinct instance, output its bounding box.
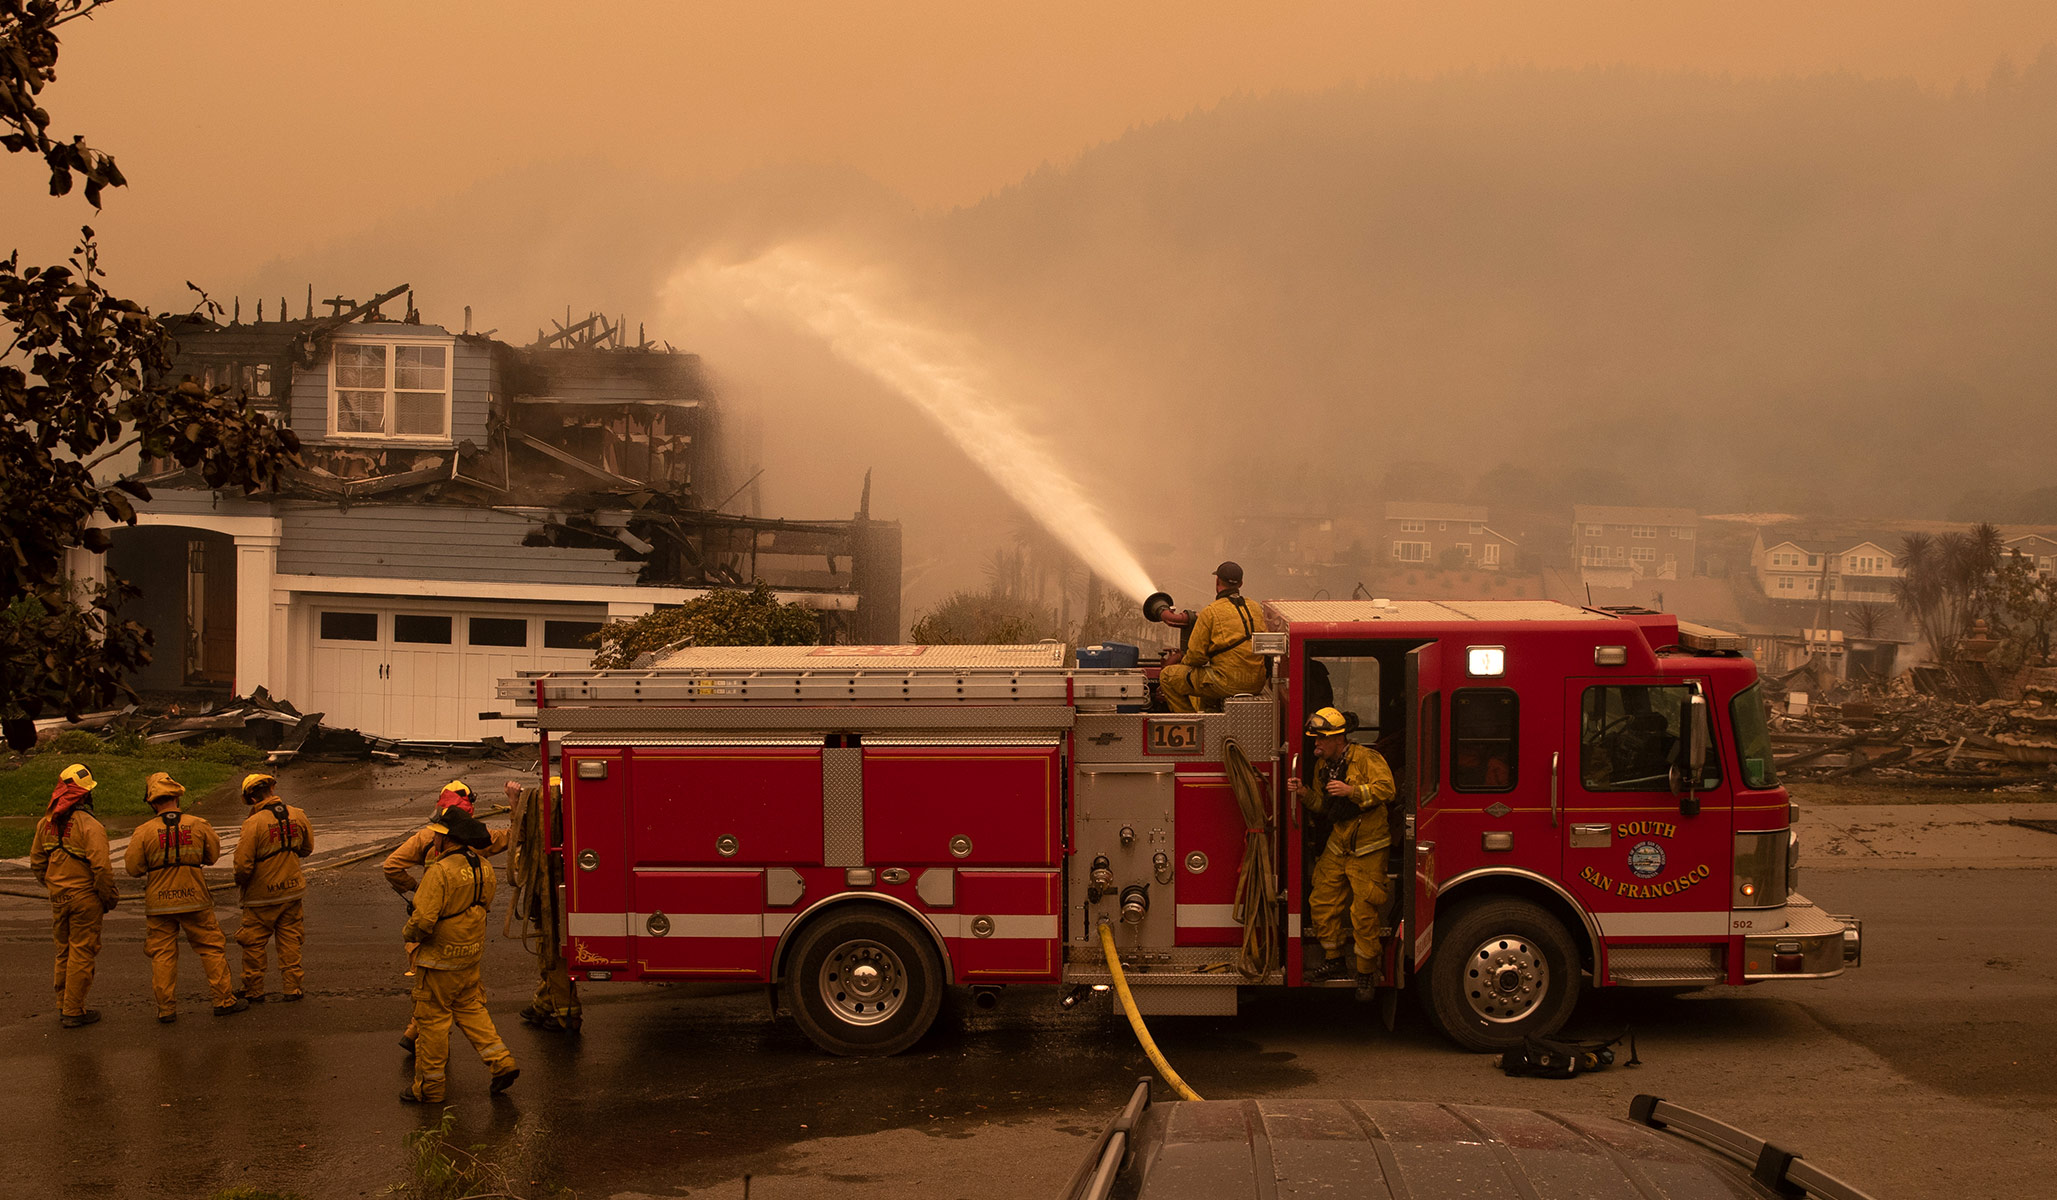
[1732,830,1791,909]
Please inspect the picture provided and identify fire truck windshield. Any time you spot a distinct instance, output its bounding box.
[1730,682,1780,789]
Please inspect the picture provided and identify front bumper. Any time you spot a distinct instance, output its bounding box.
[1740,894,1862,980]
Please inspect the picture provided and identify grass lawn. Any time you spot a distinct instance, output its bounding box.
[0,755,242,858]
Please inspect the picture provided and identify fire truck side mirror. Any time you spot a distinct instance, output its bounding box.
[1673,692,1711,814]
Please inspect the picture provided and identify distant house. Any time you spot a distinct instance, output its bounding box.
[1382,502,1519,571]
[1747,528,1905,605]
[91,294,900,742]
[2005,532,2057,577]
[1571,506,1697,583]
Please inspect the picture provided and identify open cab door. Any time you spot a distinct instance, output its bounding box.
[1404,642,1443,978]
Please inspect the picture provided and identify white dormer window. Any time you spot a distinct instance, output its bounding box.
[329,338,452,440]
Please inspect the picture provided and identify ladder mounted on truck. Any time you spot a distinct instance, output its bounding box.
[496,644,1151,709]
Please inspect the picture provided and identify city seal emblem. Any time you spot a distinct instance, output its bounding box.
[1627,839,1667,879]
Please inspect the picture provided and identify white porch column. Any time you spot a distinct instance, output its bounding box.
[233,528,282,696]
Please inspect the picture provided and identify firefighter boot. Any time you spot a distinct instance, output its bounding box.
[1355,971,1379,1003]
[1307,955,1350,982]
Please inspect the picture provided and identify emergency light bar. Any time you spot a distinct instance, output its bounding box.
[1677,621,1745,652]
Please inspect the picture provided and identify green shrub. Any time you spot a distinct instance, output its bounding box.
[190,736,263,766]
[36,729,108,757]
[103,728,150,756]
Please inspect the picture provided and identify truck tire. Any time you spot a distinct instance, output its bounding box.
[1419,898,1580,1053]
[782,907,944,1057]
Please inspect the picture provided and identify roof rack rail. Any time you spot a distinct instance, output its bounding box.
[1629,1095,1880,1200]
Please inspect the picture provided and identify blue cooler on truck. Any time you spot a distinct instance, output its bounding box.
[1076,643,1140,669]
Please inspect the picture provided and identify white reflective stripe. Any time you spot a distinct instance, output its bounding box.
[930,913,1060,940]
[571,910,1055,939]
[568,912,627,938]
[1594,910,1729,937]
[1287,913,1301,938]
[639,912,758,938]
[1176,904,1242,929]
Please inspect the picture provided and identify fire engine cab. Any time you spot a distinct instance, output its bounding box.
[501,599,1862,1056]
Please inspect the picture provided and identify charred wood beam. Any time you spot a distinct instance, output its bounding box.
[508,428,641,489]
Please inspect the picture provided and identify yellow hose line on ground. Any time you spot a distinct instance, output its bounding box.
[1098,922,1205,1102]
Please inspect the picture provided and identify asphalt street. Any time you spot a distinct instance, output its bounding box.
[0,772,2051,1199]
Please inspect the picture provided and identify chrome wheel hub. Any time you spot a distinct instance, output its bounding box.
[818,939,907,1027]
[1464,934,1548,1024]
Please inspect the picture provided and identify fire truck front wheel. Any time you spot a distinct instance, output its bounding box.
[1421,898,1581,1053]
[782,908,944,1056]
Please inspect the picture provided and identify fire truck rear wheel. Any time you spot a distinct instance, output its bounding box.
[1421,898,1580,1053]
[783,908,944,1057]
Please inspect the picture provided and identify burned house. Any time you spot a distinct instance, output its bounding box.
[103,288,899,741]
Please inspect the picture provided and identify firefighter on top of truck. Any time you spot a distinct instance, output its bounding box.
[1158,560,1268,712]
[1293,706,1397,1000]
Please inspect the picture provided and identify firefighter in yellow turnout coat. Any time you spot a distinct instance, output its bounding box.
[233,773,313,1001]
[31,764,120,1027]
[123,772,244,1020]
[1294,707,1397,1001]
[1159,561,1269,712]
[399,810,518,1103]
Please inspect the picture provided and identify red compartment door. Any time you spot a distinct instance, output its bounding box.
[631,869,768,978]
[632,746,825,866]
[562,750,631,973]
[863,745,1061,867]
[1174,765,1270,946]
[951,869,1062,981]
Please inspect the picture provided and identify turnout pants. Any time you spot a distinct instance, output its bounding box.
[1309,850,1390,974]
[238,900,305,997]
[1158,662,1239,713]
[50,890,103,1017]
[408,966,517,1102]
[145,910,237,1015]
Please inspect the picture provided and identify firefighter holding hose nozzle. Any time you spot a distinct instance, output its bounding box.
[1293,706,1396,1001]
[1155,561,1268,712]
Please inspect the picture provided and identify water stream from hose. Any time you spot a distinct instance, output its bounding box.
[680,245,1158,602]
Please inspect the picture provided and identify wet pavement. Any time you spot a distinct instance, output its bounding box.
[1,763,2051,1197]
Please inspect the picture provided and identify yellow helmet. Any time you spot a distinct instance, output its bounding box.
[59,763,97,791]
[144,772,187,805]
[242,773,277,800]
[1305,707,1349,737]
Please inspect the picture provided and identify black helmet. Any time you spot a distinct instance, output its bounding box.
[1214,561,1244,587]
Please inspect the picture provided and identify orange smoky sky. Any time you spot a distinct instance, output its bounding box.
[3,0,2054,292]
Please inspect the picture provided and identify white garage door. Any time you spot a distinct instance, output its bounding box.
[304,600,603,742]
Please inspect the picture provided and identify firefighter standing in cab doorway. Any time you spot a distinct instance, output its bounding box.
[1293,707,1396,1001]
[400,809,519,1103]
[31,764,120,1028]
[506,777,581,1034]
[124,772,245,1020]
[1159,561,1269,712]
[233,773,313,1002]
[387,781,510,1053]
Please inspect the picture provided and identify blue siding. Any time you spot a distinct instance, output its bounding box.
[452,338,492,444]
[277,506,642,586]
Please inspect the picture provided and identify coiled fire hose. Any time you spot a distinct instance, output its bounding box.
[1222,738,1279,981]
[1098,922,1204,1101]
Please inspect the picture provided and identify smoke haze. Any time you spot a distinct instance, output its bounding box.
[11,7,2057,617]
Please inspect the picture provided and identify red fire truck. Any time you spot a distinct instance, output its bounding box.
[500,599,1861,1056]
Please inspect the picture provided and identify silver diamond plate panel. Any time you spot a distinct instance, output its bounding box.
[1111,982,1238,1016]
[1606,945,1723,983]
[765,867,806,907]
[822,747,863,868]
[1221,695,1279,761]
[916,868,955,907]
[537,705,1079,733]
[1269,599,1606,625]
